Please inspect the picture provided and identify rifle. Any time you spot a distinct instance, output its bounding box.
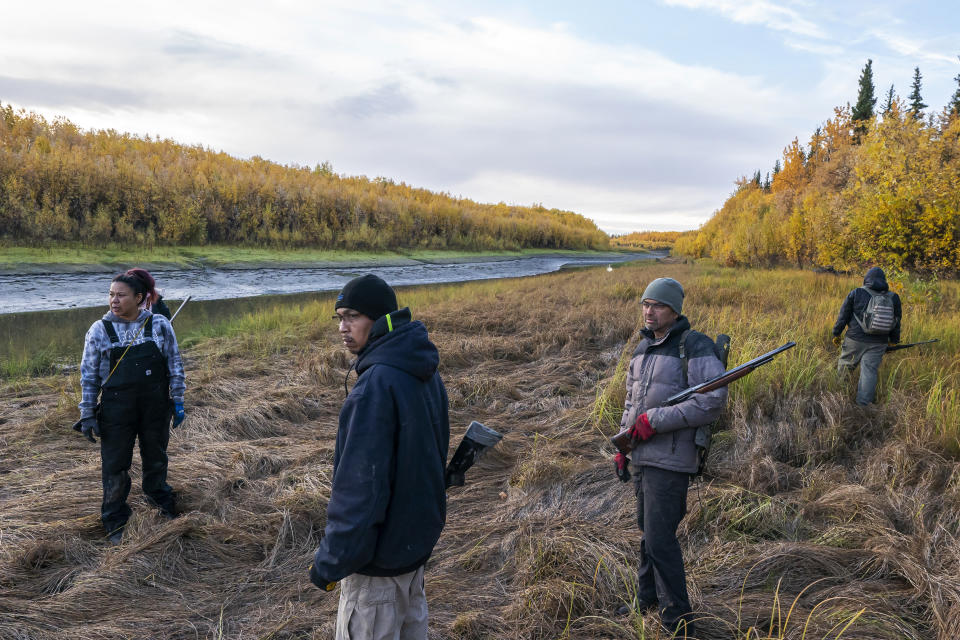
[887,338,938,352]
[611,341,796,455]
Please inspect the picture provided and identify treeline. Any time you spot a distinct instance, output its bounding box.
[610,230,680,250]
[0,103,608,251]
[674,61,960,274]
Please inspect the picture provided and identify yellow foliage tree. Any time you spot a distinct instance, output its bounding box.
[0,102,609,251]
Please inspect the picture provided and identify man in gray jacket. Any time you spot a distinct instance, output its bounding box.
[614,277,727,638]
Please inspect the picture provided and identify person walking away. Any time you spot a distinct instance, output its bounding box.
[78,269,186,544]
[832,266,902,406]
[309,274,450,640]
[613,277,727,638]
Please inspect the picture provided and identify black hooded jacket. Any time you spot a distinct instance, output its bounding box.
[311,309,449,583]
[832,267,902,344]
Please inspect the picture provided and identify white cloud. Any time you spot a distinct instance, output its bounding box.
[662,0,826,39]
[452,171,724,234]
[783,38,844,57]
[868,29,959,66]
[0,1,839,234]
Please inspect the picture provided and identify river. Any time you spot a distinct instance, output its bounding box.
[0,252,659,370]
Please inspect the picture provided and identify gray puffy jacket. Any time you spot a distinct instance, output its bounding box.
[620,316,727,474]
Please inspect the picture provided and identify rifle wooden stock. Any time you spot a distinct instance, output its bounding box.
[609,341,796,456]
[611,429,633,456]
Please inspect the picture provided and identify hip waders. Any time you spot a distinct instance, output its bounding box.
[98,317,173,535]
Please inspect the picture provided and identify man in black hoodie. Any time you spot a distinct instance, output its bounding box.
[832,267,902,405]
[310,274,449,640]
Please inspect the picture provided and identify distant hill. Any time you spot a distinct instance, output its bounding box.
[0,102,608,251]
[674,102,960,275]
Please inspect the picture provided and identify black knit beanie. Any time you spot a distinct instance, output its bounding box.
[335,274,398,321]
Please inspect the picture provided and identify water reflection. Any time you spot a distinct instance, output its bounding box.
[0,290,337,370]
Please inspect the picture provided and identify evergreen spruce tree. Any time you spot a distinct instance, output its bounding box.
[908,67,927,118]
[773,159,781,176]
[753,170,762,187]
[883,84,896,114]
[852,59,876,122]
[763,172,771,190]
[949,69,960,118]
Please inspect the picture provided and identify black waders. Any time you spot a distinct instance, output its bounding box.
[98,316,175,540]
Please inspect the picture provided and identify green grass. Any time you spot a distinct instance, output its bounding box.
[0,348,60,379]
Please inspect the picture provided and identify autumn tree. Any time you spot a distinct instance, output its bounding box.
[672,79,960,274]
[0,103,609,251]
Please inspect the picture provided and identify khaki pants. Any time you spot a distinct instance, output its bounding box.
[837,337,888,405]
[335,566,427,640]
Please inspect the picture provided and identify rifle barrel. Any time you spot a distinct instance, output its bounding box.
[169,295,192,323]
[887,338,938,352]
[664,341,796,405]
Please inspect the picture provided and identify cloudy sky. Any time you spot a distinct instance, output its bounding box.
[1,1,958,233]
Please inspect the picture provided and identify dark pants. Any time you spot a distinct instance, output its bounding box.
[99,381,173,534]
[634,465,692,628]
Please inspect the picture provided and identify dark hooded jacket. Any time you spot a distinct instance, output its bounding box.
[832,267,902,344]
[311,309,449,583]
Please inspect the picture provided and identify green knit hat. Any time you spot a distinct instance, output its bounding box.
[641,277,684,314]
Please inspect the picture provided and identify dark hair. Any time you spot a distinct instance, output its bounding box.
[112,268,157,308]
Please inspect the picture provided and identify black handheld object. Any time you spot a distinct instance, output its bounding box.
[887,338,939,352]
[445,421,503,488]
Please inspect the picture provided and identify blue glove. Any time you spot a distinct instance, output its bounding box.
[172,402,185,428]
[81,417,100,443]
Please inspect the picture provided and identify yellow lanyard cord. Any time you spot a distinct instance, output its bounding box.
[102,315,152,387]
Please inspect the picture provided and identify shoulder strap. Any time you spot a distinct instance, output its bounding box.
[144,314,154,339]
[678,329,692,388]
[101,320,120,345]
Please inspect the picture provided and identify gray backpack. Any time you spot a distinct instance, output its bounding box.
[855,288,896,335]
[679,331,730,478]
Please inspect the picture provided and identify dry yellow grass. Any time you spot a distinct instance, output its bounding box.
[1,261,958,639]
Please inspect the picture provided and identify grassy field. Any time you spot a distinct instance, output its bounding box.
[0,245,637,273]
[1,261,958,639]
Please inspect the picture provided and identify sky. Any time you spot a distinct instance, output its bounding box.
[1,1,958,234]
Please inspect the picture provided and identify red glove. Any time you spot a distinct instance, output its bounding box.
[614,452,631,482]
[629,413,656,441]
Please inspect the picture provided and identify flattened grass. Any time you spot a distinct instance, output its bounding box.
[1,261,958,639]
